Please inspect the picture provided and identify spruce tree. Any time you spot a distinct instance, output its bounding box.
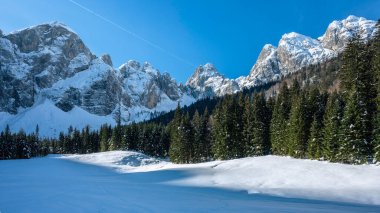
[100,124,110,152]
[322,92,344,162]
[201,107,212,160]
[308,115,324,159]
[307,89,327,159]
[270,82,291,155]
[243,95,254,156]
[338,91,369,164]
[169,104,191,163]
[192,110,206,163]
[211,101,229,160]
[287,91,310,158]
[371,20,380,162]
[338,36,377,164]
[248,93,270,156]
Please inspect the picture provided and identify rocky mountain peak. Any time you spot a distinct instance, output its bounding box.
[240,44,280,88]
[186,63,222,88]
[320,15,376,51]
[186,63,240,97]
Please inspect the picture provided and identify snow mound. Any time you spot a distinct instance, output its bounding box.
[63,151,380,205]
[62,151,170,173]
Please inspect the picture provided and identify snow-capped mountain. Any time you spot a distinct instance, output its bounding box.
[238,15,377,88]
[190,16,377,91]
[186,63,239,97]
[0,16,377,137]
[0,22,194,137]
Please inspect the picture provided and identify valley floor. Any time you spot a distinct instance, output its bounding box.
[1,151,380,212]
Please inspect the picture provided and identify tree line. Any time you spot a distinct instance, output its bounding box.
[0,125,49,159]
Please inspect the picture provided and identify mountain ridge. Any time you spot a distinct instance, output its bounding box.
[0,16,376,137]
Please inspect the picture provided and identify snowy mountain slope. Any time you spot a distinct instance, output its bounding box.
[63,151,380,206]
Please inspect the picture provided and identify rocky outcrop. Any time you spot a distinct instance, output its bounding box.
[101,54,113,67]
[119,60,186,109]
[186,63,239,97]
[320,15,377,51]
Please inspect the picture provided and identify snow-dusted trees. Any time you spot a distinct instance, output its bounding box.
[270,82,291,155]
[0,125,45,159]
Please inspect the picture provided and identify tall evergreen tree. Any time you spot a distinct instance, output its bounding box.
[192,110,202,162]
[243,95,254,156]
[287,91,311,158]
[338,36,377,164]
[322,92,345,162]
[307,89,327,159]
[247,93,270,156]
[271,82,291,155]
[371,20,380,162]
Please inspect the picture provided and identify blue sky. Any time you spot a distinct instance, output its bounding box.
[1,0,379,83]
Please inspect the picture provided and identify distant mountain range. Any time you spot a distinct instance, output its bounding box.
[0,15,376,137]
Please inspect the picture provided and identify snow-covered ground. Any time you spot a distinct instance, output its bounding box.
[64,151,380,205]
[1,151,380,212]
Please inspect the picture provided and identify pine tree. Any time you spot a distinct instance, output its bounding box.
[211,101,229,160]
[287,90,310,158]
[229,96,245,158]
[169,109,194,163]
[100,124,110,152]
[81,125,91,154]
[192,110,203,163]
[338,91,369,164]
[243,95,254,156]
[322,92,344,162]
[169,104,181,162]
[371,20,380,162]
[338,36,377,164]
[308,115,324,159]
[307,89,327,159]
[109,125,121,151]
[271,82,291,155]
[201,107,212,160]
[247,93,270,156]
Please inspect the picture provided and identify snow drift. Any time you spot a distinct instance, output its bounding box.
[62,151,380,205]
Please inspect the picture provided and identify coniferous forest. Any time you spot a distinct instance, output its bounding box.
[1,21,380,165]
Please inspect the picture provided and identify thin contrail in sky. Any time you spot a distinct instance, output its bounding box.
[68,0,195,68]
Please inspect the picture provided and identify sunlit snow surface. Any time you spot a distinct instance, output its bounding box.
[1,152,379,212]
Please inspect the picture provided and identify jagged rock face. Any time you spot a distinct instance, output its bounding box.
[0,22,190,121]
[239,44,281,87]
[82,70,121,115]
[119,60,183,109]
[277,32,335,76]
[320,15,377,51]
[101,54,113,67]
[0,22,95,113]
[5,23,94,83]
[186,63,239,97]
[186,63,222,89]
[237,16,376,90]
